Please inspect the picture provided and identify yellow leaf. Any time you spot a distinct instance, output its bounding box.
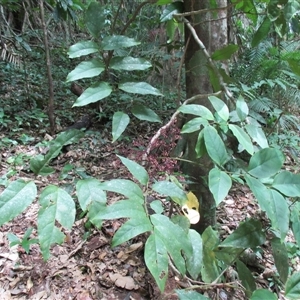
[182,192,200,224]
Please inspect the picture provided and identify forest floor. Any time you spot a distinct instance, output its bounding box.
[0,117,298,300]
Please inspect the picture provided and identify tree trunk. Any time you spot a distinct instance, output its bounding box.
[181,0,227,233]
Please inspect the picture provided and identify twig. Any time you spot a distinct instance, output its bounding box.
[144,92,222,156]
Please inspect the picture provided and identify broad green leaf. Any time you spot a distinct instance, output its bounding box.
[291,204,300,247]
[245,175,271,212]
[88,201,105,228]
[195,130,207,158]
[272,171,300,197]
[156,0,173,5]
[236,260,256,297]
[66,59,105,82]
[285,272,300,299]
[160,2,184,22]
[181,117,208,133]
[151,214,192,275]
[73,82,112,107]
[119,82,163,96]
[208,96,229,121]
[250,289,277,300]
[201,226,220,283]
[112,215,152,247]
[110,56,152,71]
[176,290,210,300]
[101,35,140,50]
[215,247,243,265]
[229,124,254,155]
[85,2,107,38]
[220,219,266,248]
[209,168,232,206]
[178,104,214,120]
[68,41,98,58]
[236,95,249,121]
[38,185,76,259]
[211,44,239,60]
[144,233,168,292]
[30,129,84,175]
[271,237,289,283]
[203,125,229,166]
[0,180,37,226]
[131,104,161,123]
[268,189,289,240]
[117,155,149,185]
[152,181,187,206]
[76,178,106,211]
[112,111,130,142]
[252,16,272,47]
[186,229,203,280]
[90,198,145,226]
[245,124,269,149]
[248,148,284,178]
[100,179,144,202]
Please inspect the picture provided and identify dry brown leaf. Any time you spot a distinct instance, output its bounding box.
[109,273,139,290]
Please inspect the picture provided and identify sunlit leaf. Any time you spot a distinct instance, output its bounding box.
[112,111,130,142]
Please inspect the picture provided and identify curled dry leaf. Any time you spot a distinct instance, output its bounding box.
[109,273,139,290]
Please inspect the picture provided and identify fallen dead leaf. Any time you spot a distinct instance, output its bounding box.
[109,273,139,290]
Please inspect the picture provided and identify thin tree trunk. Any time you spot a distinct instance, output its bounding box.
[181,0,227,233]
[39,0,55,135]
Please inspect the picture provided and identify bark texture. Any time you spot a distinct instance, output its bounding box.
[181,0,227,233]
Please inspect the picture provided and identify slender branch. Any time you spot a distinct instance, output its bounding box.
[144,92,222,156]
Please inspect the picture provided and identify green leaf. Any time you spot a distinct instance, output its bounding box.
[30,129,84,175]
[85,2,107,38]
[248,148,284,178]
[250,289,277,300]
[186,229,203,280]
[245,124,269,149]
[268,189,289,240]
[152,181,187,206]
[38,185,76,259]
[220,219,266,248]
[144,233,168,292]
[112,111,130,142]
[211,44,239,60]
[229,124,254,155]
[101,35,140,50]
[100,179,144,202]
[271,238,289,283]
[201,226,220,283]
[117,155,149,185]
[73,82,112,107]
[181,117,209,134]
[160,2,184,22]
[178,104,214,120]
[195,130,207,158]
[203,125,229,166]
[91,198,145,226]
[66,59,105,82]
[119,82,163,96]
[208,96,229,121]
[112,215,152,247]
[176,290,210,300]
[68,41,98,58]
[209,168,232,206]
[131,104,161,123]
[272,171,300,197]
[151,214,192,275]
[252,16,272,47]
[236,95,249,121]
[245,175,271,212]
[291,204,300,247]
[236,260,256,297]
[285,272,300,300]
[110,56,152,71]
[0,180,37,226]
[76,178,106,211]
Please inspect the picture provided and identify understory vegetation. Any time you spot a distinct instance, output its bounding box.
[1,0,300,299]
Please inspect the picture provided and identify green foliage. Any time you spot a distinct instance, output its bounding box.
[67,1,163,142]
[7,228,38,254]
